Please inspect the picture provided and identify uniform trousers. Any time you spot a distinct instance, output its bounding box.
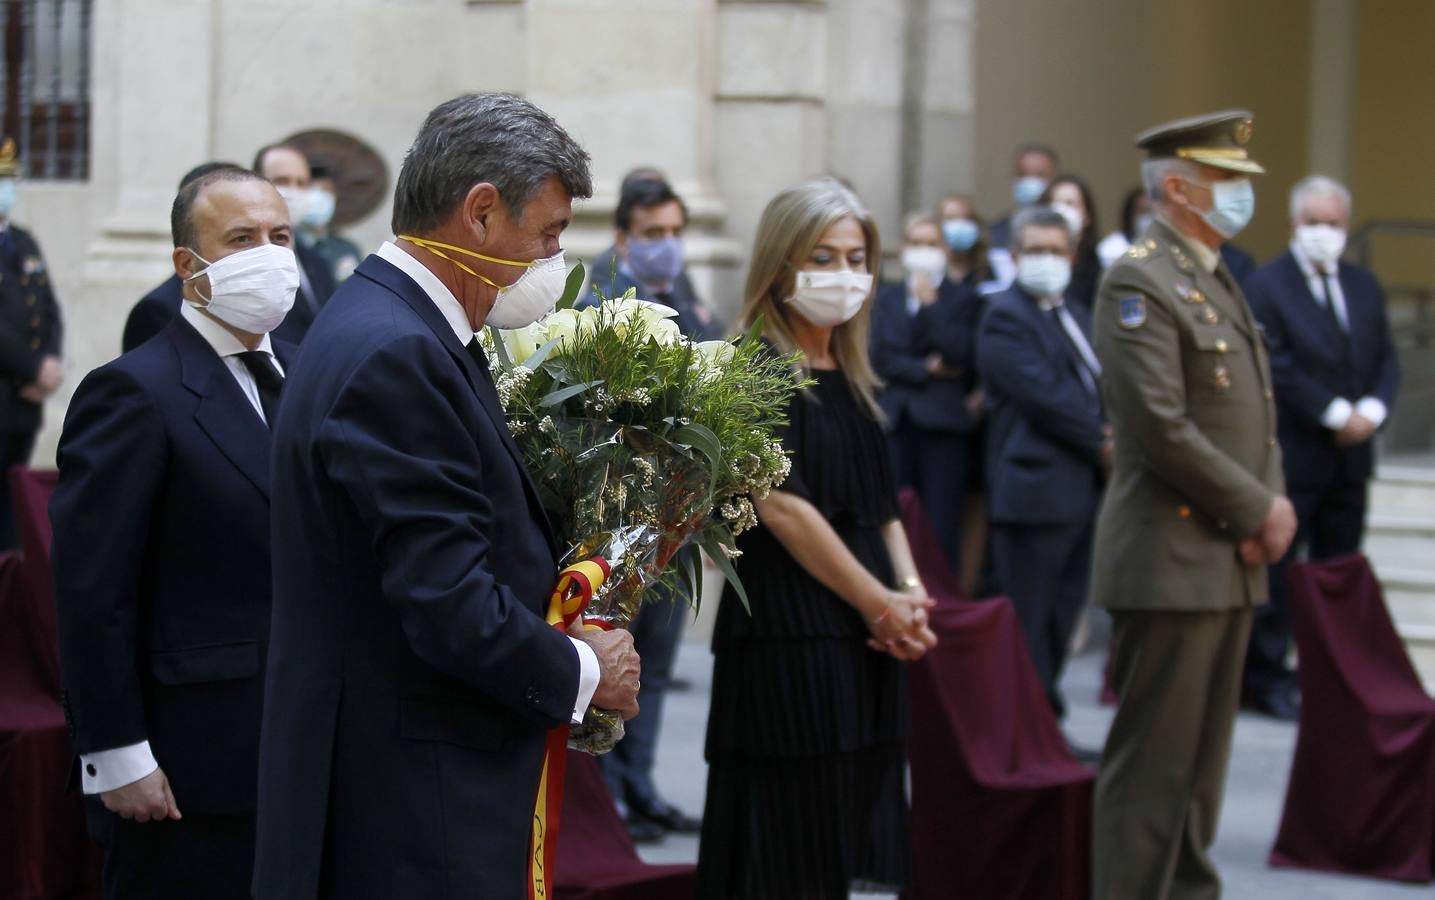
[89,803,256,900]
[990,521,1092,715]
[886,419,971,572]
[1093,606,1254,900]
[1245,476,1366,696]
[0,430,36,551]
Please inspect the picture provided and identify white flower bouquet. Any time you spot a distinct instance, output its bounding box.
[483,267,804,753]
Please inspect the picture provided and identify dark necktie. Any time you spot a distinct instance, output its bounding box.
[1320,268,1347,338]
[236,350,284,426]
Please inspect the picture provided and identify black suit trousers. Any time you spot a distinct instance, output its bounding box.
[90,803,255,900]
[990,521,1093,714]
[1245,473,1367,695]
[886,417,971,571]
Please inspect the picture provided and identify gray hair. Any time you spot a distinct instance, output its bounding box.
[1289,174,1351,220]
[392,92,593,234]
[1141,157,1203,203]
[1009,205,1072,253]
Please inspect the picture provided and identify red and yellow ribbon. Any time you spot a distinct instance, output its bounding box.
[529,556,611,900]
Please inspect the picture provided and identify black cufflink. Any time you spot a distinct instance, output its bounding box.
[86,763,96,776]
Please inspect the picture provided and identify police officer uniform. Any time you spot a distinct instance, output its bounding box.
[1089,111,1283,899]
[0,139,62,549]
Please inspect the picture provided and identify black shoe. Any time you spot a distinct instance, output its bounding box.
[1245,688,1300,722]
[631,801,702,834]
[625,814,666,844]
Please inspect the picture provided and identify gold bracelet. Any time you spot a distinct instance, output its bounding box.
[897,575,921,593]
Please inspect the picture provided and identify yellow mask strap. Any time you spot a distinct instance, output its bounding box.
[397,234,536,289]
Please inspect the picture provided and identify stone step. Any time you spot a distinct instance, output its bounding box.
[1364,511,1435,568]
[1380,566,1435,628]
[1398,623,1435,693]
[1370,464,1435,514]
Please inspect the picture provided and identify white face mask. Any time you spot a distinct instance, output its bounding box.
[1295,223,1346,267]
[1016,252,1072,298]
[1188,177,1255,239]
[398,235,569,329]
[487,252,569,328]
[276,185,310,228]
[184,243,299,334]
[900,245,947,283]
[785,269,873,327]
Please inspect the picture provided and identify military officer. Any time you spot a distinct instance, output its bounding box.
[1089,111,1297,899]
[0,138,63,550]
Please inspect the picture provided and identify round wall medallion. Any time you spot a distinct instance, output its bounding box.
[283,128,390,228]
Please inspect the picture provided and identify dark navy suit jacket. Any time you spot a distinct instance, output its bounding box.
[1244,250,1400,487]
[51,317,292,815]
[871,278,984,433]
[977,285,1105,524]
[253,254,581,900]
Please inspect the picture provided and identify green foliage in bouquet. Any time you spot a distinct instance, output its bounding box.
[481,262,807,612]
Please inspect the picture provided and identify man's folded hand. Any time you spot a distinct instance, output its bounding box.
[574,628,641,720]
[101,767,181,823]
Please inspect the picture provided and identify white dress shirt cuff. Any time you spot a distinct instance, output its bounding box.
[81,741,158,795]
[1320,397,1353,431]
[1356,397,1388,429]
[568,636,600,726]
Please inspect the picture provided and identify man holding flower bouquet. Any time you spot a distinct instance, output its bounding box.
[253,93,641,900]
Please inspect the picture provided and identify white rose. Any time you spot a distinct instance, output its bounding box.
[499,321,546,363]
[605,296,681,340]
[695,340,736,368]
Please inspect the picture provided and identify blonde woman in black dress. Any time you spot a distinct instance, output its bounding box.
[697,177,938,899]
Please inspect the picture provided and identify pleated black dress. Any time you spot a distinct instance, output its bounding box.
[697,367,910,900]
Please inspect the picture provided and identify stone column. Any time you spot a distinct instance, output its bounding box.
[526,0,741,318]
[33,0,219,463]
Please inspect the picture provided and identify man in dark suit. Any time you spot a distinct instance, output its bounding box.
[586,175,720,341]
[987,142,1060,284]
[253,92,641,900]
[122,157,333,352]
[0,138,63,550]
[872,213,984,571]
[253,144,336,344]
[1241,174,1401,719]
[581,176,713,842]
[51,167,300,899]
[977,206,1109,716]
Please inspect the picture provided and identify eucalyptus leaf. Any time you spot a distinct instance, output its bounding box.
[520,336,563,371]
[699,532,749,614]
[673,422,723,496]
[539,379,603,408]
[743,314,766,348]
[555,261,586,312]
[486,325,513,368]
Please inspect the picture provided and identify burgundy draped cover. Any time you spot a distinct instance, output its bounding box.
[1270,553,1435,884]
[553,749,696,899]
[1,468,101,899]
[901,490,1093,900]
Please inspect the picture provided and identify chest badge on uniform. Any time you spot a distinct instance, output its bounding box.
[1175,281,1205,304]
[1119,295,1146,329]
[1200,306,1220,324]
[22,256,44,275]
[1213,364,1232,392]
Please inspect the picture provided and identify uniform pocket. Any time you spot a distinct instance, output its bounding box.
[149,640,259,685]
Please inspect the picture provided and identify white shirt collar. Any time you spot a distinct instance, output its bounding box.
[179,301,275,358]
[376,239,476,345]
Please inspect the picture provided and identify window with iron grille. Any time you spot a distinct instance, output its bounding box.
[2,0,91,180]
